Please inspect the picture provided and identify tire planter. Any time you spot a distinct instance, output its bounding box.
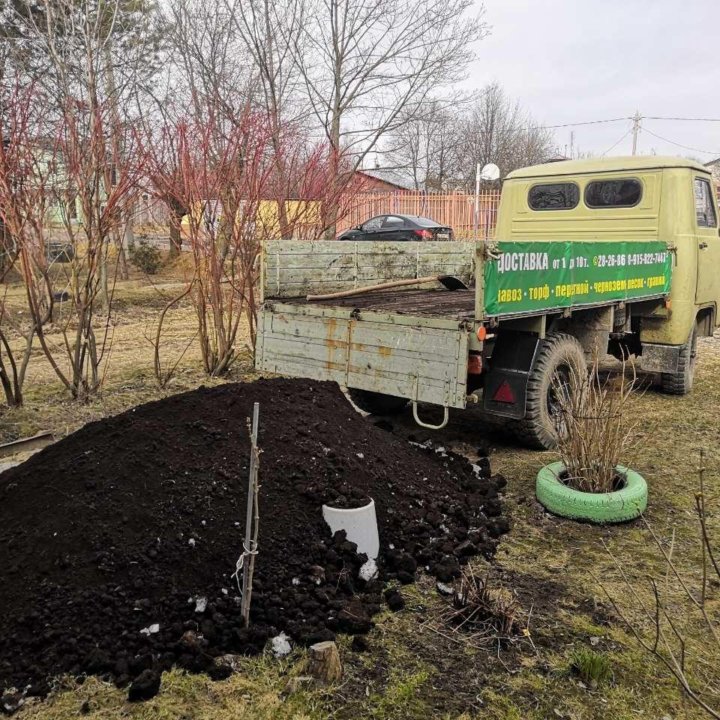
[536,461,647,523]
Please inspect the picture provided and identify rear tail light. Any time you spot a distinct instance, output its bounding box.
[414,229,433,239]
[467,355,483,375]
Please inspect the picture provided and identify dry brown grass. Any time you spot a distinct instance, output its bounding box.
[0,265,255,445]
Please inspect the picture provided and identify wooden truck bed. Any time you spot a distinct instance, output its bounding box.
[257,239,673,411]
[293,287,476,320]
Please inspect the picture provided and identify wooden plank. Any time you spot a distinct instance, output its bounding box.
[256,305,468,408]
[264,240,475,298]
[268,302,470,331]
[261,336,462,383]
[0,431,55,458]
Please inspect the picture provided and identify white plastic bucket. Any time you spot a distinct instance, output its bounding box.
[322,498,380,560]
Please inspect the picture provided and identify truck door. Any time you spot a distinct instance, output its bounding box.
[693,176,720,306]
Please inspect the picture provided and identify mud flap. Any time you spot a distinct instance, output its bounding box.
[483,331,540,419]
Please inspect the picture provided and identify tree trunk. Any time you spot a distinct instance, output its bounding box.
[168,202,185,259]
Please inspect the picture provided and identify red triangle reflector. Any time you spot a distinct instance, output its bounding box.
[493,380,516,404]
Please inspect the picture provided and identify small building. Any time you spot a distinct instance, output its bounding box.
[705,158,720,186]
[354,169,414,193]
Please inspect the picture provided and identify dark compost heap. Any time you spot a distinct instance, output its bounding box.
[0,379,507,699]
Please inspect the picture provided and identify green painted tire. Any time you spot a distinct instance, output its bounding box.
[536,461,647,523]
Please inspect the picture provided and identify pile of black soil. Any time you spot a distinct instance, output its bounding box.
[0,379,507,701]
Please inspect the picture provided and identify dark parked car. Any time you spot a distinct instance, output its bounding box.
[337,214,454,242]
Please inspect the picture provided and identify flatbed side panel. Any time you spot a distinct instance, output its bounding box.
[264,240,475,298]
[257,303,469,408]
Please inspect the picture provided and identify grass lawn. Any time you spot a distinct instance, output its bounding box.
[2,269,719,720]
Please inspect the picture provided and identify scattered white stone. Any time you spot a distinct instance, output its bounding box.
[356,452,364,459]
[590,636,601,646]
[388,543,395,550]
[188,538,196,548]
[201,520,206,526]
[359,558,378,581]
[436,582,454,596]
[140,623,160,636]
[271,632,292,658]
[221,588,229,595]
[194,596,208,613]
[291,577,300,586]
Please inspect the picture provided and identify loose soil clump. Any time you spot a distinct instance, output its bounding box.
[0,379,507,700]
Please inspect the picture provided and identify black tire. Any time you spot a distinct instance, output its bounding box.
[347,388,409,415]
[660,326,697,395]
[507,332,587,450]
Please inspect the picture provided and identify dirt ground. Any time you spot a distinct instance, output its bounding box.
[2,268,719,720]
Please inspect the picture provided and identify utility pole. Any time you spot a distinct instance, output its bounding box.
[631,111,642,155]
[569,130,575,159]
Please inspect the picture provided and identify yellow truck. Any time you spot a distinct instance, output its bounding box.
[256,156,720,448]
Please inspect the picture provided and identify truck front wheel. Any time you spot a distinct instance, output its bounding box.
[508,333,587,450]
[347,388,409,415]
[659,327,697,395]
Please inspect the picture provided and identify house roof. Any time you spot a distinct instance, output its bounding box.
[356,169,415,191]
[705,158,720,167]
[506,155,710,180]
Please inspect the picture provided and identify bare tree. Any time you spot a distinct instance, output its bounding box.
[386,99,468,190]
[228,0,310,239]
[2,0,145,400]
[143,109,273,377]
[294,0,487,236]
[0,80,54,407]
[453,83,557,186]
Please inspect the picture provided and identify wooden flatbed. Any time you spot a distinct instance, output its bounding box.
[292,287,476,320]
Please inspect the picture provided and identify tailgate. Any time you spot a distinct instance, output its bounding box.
[256,302,469,408]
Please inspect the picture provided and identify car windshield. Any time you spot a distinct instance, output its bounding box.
[410,216,441,228]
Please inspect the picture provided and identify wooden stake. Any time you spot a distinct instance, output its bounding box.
[241,402,260,627]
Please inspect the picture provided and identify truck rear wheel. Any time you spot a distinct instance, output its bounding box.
[507,333,587,450]
[347,388,409,415]
[660,326,697,395]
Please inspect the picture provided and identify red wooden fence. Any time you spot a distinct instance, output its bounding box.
[336,191,501,239]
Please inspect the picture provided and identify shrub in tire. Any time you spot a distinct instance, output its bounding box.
[347,388,409,415]
[508,332,587,450]
[536,461,647,523]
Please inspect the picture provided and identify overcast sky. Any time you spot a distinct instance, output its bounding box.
[470,0,720,161]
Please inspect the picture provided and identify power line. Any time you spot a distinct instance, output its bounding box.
[642,127,720,156]
[644,116,720,123]
[532,114,720,131]
[532,117,630,130]
[601,126,633,157]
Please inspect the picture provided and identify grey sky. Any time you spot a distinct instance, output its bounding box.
[470,0,720,160]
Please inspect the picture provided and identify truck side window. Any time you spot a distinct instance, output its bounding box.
[528,183,579,210]
[693,178,717,228]
[585,179,642,208]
